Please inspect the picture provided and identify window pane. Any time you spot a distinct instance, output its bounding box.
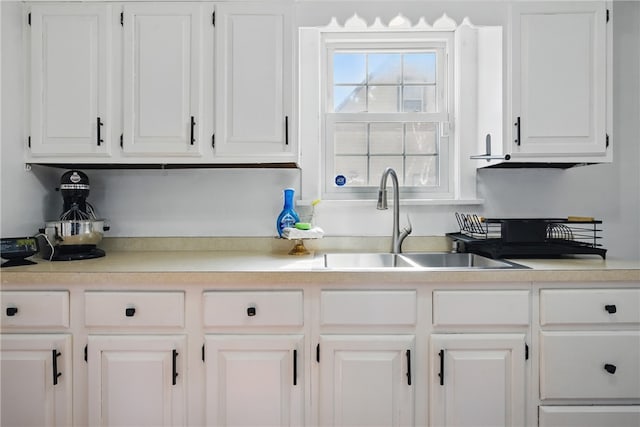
[334,53,366,84]
[369,156,403,186]
[370,123,403,154]
[334,123,367,154]
[406,156,438,186]
[334,85,366,112]
[368,53,401,84]
[403,53,436,84]
[402,86,436,113]
[368,86,400,112]
[406,123,438,154]
[335,156,367,186]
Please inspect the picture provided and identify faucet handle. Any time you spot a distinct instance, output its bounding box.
[404,215,413,235]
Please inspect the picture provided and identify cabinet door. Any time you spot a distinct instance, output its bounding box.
[318,335,415,427]
[87,335,186,427]
[122,3,205,156]
[215,2,294,161]
[430,334,526,427]
[511,2,607,157]
[0,334,72,427]
[29,4,111,157]
[205,335,304,426]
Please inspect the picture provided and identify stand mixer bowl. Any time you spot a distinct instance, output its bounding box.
[42,219,108,246]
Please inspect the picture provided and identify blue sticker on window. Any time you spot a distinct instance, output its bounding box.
[335,175,347,186]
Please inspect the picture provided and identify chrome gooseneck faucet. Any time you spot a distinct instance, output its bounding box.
[377,167,412,254]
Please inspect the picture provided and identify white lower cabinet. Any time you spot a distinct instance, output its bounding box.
[204,334,304,426]
[318,335,415,427]
[86,335,186,427]
[539,405,640,427]
[0,334,72,427]
[430,334,527,427]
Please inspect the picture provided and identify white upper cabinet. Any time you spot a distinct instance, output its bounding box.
[510,1,609,161]
[29,4,112,157]
[122,3,205,157]
[214,2,295,162]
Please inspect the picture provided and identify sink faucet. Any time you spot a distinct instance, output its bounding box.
[377,167,412,254]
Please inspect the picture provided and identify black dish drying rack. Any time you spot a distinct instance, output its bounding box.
[447,213,607,259]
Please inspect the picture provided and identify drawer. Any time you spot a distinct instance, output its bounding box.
[540,288,640,326]
[320,290,416,326]
[433,290,529,326]
[203,291,303,327]
[1,291,69,328]
[85,291,184,327]
[540,331,640,400]
[539,406,640,427]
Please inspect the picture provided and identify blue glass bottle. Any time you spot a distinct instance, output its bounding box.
[276,188,300,237]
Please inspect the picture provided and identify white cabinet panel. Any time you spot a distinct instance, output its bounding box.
[122,3,204,156]
[539,406,640,427]
[204,335,304,426]
[0,334,72,427]
[511,2,607,158]
[1,291,69,328]
[430,334,526,427]
[84,291,185,328]
[540,288,640,325]
[215,2,294,160]
[203,290,303,327]
[87,335,186,427]
[29,4,111,157]
[318,335,415,427]
[320,290,417,326]
[540,331,640,399]
[433,290,529,326]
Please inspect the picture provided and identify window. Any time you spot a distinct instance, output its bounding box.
[322,32,453,199]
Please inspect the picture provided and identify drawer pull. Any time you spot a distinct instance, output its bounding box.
[172,349,179,385]
[125,307,136,317]
[247,306,256,317]
[52,350,62,385]
[604,304,617,314]
[6,307,18,316]
[604,363,617,375]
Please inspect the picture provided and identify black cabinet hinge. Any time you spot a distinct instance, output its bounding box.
[121,12,124,26]
[606,9,610,23]
[211,134,215,149]
[84,344,88,363]
[120,134,124,148]
[28,12,31,26]
[606,133,609,148]
[316,343,320,363]
[212,11,215,26]
[28,136,31,148]
[525,343,529,360]
[202,344,205,362]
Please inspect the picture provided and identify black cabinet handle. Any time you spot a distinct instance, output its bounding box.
[285,116,289,146]
[406,349,412,386]
[247,306,256,317]
[172,349,179,385]
[97,117,104,146]
[52,350,62,385]
[605,304,617,314]
[293,349,298,386]
[514,117,521,146]
[604,363,617,375]
[438,349,445,386]
[125,307,136,317]
[6,307,18,316]
[190,116,196,145]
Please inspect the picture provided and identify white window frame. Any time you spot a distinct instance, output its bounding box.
[321,32,454,200]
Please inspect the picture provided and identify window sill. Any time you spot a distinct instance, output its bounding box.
[298,198,484,207]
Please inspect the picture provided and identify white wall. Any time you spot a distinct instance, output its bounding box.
[1,1,639,259]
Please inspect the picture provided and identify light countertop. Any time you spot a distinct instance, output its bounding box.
[2,249,639,286]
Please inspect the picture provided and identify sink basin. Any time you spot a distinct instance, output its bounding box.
[322,252,527,270]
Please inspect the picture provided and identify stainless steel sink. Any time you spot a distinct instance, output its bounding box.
[322,252,527,270]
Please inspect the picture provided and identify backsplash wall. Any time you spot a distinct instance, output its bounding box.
[1,1,639,259]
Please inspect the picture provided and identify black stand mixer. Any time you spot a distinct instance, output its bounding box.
[40,170,109,261]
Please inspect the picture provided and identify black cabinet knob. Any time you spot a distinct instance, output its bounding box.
[6,307,18,316]
[247,306,256,317]
[604,363,617,374]
[604,304,617,314]
[125,307,136,317]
